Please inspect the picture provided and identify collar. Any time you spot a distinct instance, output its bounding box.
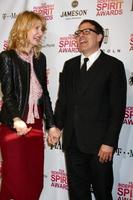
[81,49,101,67]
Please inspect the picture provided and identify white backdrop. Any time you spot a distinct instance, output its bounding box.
[0,0,133,199]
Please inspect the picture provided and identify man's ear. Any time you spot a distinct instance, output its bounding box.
[97,33,103,43]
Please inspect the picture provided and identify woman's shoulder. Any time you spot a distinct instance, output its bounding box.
[0,49,16,60]
[36,52,47,65]
[39,51,46,60]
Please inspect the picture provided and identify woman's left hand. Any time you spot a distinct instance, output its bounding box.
[13,118,32,136]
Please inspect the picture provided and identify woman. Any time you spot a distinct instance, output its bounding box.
[0,10,59,200]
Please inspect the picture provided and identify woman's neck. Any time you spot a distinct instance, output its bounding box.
[16,48,34,57]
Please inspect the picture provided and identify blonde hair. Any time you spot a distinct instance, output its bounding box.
[7,10,46,57]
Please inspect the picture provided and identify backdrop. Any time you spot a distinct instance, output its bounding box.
[0,0,133,199]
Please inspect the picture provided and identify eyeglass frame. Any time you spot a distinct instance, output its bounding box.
[74,28,99,37]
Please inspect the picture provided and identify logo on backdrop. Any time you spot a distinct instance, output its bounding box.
[3,40,8,50]
[71,0,79,8]
[129,73,133,86]
[96,0,124,16]
[60,0,88,19]
[2,12,17,20]
[58,34,78,53]
[117,182,133,200]
[51,169,68,190]
[129,34,133,51]
[102,48,121,54]
[102,28,121,54]
[50,140,62,150]
[116,147,133,158]
[41,36,55,49]
[33,3,54,21]
[124,106,133,125]
[103,28,109,44]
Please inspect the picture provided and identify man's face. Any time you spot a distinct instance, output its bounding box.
[75,22,103,56]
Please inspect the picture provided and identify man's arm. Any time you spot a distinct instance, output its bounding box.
[98,59,127,163]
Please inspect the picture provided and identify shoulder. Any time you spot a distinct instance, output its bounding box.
[34,52,46,68]
[101,51,123,65]
[0,50,15,79]
[0,50,13,65]
[63,55,81,71]
[38,52,46,62]
[61,55,81,74]
[65,55,81,65]
[0,49,17,63]
[34,52,47,73]
[100,51,126,78]
[0,50,11,59]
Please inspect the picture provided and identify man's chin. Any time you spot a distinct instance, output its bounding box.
[79,48,88,55]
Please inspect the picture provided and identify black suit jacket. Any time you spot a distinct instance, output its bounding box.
[55,51,127,153]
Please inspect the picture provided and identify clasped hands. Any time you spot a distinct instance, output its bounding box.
[13,117,61,144]
[47,127,61,146]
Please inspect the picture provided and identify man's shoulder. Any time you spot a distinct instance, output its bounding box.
[101,51,123,65]
[65,54,81,64]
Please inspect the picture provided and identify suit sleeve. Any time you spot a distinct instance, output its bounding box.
[103,60,127,148]
[54,62,67,130]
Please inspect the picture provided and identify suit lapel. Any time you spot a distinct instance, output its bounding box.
[71,56,81,93]
[78,52,105,95]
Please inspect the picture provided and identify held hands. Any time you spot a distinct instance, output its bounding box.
[13,117,32,136]
[47,127,61,146]
[98,144,114,163]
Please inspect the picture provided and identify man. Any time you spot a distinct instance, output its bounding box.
[48,19,127,199]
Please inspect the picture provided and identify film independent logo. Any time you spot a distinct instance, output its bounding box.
[71,0,78,8]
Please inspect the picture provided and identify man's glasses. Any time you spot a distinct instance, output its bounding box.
[74,28,98,37]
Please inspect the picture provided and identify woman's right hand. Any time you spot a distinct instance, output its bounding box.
[13,117,32,136]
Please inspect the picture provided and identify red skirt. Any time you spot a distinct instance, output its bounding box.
[0,121,44,200]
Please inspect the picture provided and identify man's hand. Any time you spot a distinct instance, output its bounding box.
[98,144,114,163]
[47,127,61,146]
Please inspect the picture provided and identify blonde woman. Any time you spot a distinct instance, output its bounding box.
[0,10,60,200]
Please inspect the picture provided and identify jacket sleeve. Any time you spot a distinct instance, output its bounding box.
[0,51,20,121]
[42,54,55,129]
[103,59,127,148]
[54,62,67,130]
[44,89,55,129]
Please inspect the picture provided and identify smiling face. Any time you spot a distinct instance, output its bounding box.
[27,20,44,49]
[75,22,103,57]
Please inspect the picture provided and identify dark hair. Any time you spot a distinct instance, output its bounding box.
[79,19,104,47]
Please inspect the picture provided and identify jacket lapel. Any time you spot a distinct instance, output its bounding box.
[73,56,81,93]
[66,55,81,93]
[78,51,105,95]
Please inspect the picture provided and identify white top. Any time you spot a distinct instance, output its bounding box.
[81,49,101,71]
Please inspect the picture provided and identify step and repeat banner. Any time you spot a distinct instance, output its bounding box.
[0,0,133,199]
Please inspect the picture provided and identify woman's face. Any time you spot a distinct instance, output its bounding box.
[27,20,44,48]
